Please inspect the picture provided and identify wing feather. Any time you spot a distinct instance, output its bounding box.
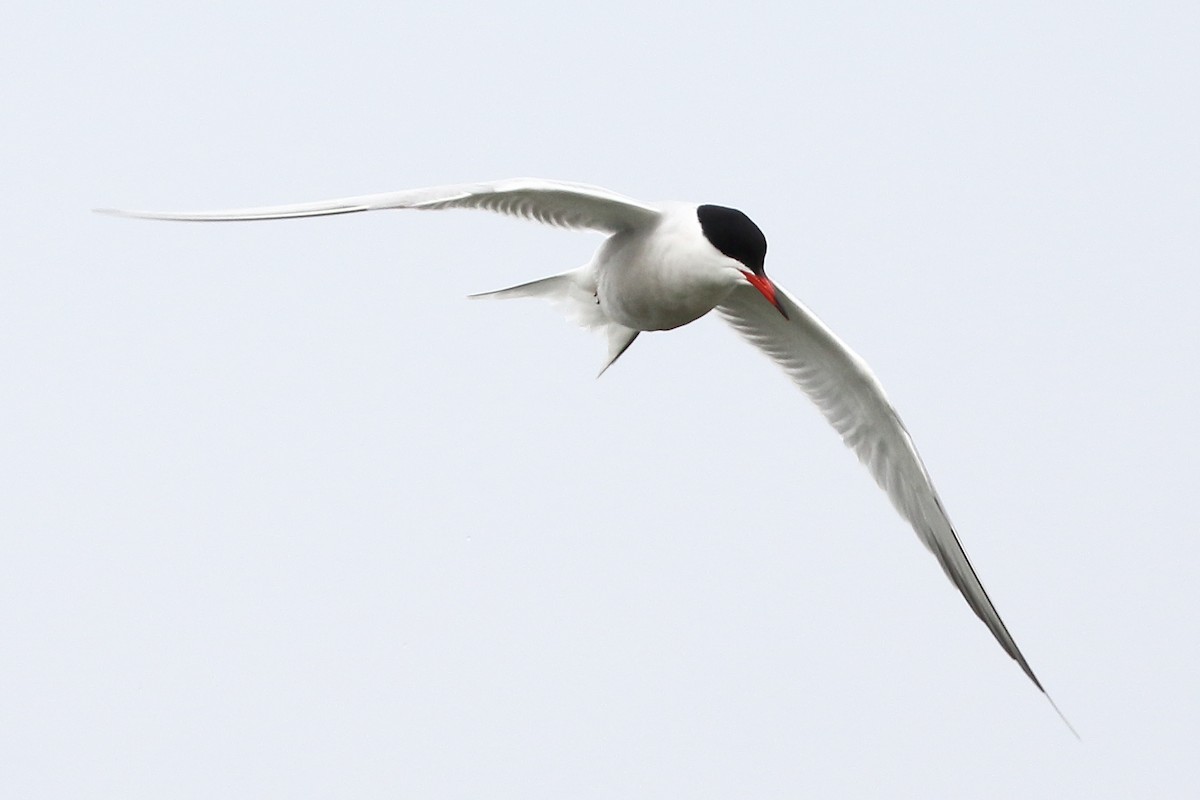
[96,178,660,234]
[717,282,1046,691]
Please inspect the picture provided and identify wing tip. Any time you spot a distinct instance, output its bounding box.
[1035,679,1081,740]
[92,207,207,221]
[1045,690,1081,740]
[1014,655,1079,740]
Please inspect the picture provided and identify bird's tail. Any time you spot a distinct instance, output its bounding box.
[469,268,639,376]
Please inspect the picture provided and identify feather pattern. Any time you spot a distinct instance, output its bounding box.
[717,282,1045,690]
[96,178,660,234]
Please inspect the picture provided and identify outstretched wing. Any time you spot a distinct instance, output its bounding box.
[96,178,660,234]
[717,282,1046,691]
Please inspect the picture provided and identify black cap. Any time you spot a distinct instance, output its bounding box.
[696,204,767,276]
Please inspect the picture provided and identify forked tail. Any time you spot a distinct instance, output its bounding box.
[470,268,639,375]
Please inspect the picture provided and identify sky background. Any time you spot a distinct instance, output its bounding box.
[4,1,1199,797]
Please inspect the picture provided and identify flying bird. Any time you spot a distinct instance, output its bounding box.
[98,178,1071,731]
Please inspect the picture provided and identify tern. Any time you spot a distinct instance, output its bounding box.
[98,178,1072,731]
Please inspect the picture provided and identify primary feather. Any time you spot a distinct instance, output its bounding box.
[95,178,659,234]
[718,283,1041,685]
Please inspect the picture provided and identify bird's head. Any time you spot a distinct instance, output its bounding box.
[696,204,787,318]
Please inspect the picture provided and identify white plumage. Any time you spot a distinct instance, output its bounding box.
[99,177,1072,732]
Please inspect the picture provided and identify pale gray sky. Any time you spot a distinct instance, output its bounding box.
[4,1,1199,797]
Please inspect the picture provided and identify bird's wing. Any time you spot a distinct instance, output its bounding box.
[96,178,660,234]
[716,282,1044,691]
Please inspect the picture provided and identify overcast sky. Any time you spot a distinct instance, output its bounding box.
[4,2,1199,797]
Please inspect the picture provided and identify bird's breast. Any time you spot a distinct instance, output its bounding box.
[595,221,736,332]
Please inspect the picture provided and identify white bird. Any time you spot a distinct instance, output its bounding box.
[98,178,1073,731]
